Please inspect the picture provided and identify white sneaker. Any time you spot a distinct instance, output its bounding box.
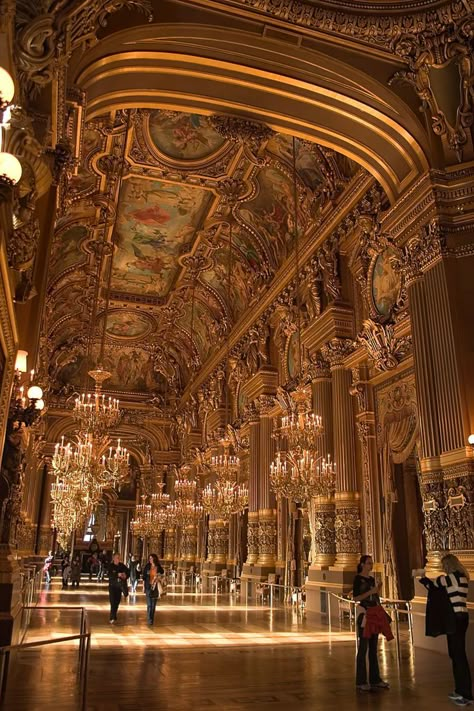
[449,694,464,701]
[356,684,371,692]
[109,619,116,624]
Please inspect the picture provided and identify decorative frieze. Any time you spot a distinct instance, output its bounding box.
[334,500,361,566]
[312,500,336,566]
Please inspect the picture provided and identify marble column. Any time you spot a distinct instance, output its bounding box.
[164,527,176,563]
[256,404,277,568]
[322,338,361,569]
[310,357,336,567]
[245,415,260,565]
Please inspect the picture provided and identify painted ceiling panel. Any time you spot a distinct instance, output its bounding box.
[112,177,212,298]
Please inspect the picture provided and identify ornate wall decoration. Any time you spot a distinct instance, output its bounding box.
[358,319,411,372]
[334,505,361,557]
[392,220,446,286]
[312,502,336,562]
[257,518,277,559]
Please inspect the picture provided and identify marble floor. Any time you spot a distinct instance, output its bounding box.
[2,577,459,710]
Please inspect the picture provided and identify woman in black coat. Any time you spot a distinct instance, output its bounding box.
[142,553,164,626]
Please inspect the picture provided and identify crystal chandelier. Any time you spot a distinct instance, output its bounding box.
[151,482,170,509]
[167,499,204,527]
[270,450,335,502]
[269,137,336,505]
[202,477,248,520]
[278,386,323,450]
[174,475,198,502]
[100,437,130,487]
[73,367,121,438]
[210,438,240,479]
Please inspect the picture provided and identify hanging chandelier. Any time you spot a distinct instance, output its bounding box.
[151,482,170,509]
[73,367,121,438]
[210,438,240,479]
[269,137,335,504]
[167,499,204,527]
[201,477,248,520]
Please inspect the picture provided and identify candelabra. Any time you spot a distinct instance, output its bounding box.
[151,482,170,509]
[277,386,323,451]
[167,500,204,527]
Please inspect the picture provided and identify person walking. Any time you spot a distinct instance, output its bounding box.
[43,551,53,584]
[420,554,473,707]
[142,553,164,626]
[107,553,129,624]
[129,555,141,595]
[353,554,390,693]
[98,550,108,582]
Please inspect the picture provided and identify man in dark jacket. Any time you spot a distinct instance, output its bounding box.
[107,553,129,624]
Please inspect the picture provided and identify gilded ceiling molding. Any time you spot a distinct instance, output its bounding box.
[73,26,429,200]
[195,0,474,55]
[15,0,153,88]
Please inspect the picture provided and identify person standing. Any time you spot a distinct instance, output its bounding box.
[61,556,71,589]
[142,553,164,626]
[107,553,129,624]
[420,554,473,707]
[71,556,81,588]
[129,555,141,595]
[98,550,108,582]
[353,554,390,692]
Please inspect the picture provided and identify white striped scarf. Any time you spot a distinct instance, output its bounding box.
[435,571,469,614]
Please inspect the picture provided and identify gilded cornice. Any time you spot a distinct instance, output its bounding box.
[185,0,474,54]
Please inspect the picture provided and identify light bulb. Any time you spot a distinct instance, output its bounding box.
[0,152,22,185]
[35,399,45,411]
[0,68,14,108]
[27,384,43,400]
[15,349,28,372]
[468,434,474,446]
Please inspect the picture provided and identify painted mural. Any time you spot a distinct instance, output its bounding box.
[286,332,300,379]
[238,167,298,266]
[112,178,211,297]
[200,247,250,320]
[179,298,218,362]
[148,112,225,161]
[105,310,152,339]
[93,345,164,393]
[372,247,401,318]
[49,224,88,281]
[267,135,325,192]
[50,282,84,327]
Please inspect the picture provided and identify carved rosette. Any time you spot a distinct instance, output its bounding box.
[313,501,336,566]
[246,515,260,564]
[334,502,361,565]
[164,527,176,562]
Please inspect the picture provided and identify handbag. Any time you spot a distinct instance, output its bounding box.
[149,580,159,599]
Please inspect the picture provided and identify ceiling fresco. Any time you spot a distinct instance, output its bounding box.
[112,178,212,298]
[147,111,226,161]
[46,109,361,401]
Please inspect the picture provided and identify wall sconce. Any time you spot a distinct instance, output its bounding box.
[0,151,22,187]
[0,67,14,112]
[10,361,45,428]
[468,434,474,447]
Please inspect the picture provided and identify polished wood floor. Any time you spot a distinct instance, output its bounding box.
[3,576,458,710]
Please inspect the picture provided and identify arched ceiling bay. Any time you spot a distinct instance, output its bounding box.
[46,109,360,403]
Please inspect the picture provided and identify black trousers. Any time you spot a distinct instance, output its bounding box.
[447,614,473,700]
[356,613,382,685]
[109,586,122,621]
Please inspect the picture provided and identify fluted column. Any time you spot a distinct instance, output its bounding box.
[245,413,260,564]
[310,357,336,566]
[206,520,217,563]
[322,338,361,569]
[256,398,277,567]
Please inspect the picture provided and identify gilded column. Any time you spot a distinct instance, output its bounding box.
[256,396,277,568]
[213,519,229,566]
[164,527,176,563]
[206,520,216,563]
[310,356,336,567]
[245,409,260,565]
[322,338,361,568]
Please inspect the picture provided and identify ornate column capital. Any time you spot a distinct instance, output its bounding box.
[321,338,355,369]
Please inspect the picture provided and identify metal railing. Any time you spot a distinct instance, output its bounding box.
[320,590,413,660]
[0,606,91,710]
[18,565,42,643]
[255,582,305,608]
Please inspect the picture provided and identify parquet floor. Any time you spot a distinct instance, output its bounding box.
[2,577,457,710]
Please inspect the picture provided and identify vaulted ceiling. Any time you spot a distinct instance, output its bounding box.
[46,109,359,403]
